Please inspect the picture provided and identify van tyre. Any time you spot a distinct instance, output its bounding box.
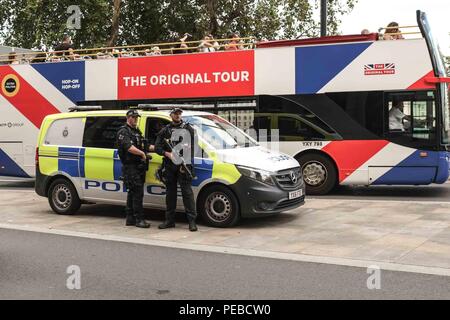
[48,178,81,215]
[198,185,240,227]
[296,153,337,195]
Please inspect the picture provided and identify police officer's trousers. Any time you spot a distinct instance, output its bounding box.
[164,166,196,223]
[123,164,146,220]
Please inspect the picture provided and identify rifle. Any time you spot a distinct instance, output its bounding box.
[164,138,194,179]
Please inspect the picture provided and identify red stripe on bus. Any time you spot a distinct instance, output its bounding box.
[407,70,435,90]
[0,66,60,128]
[322,140,390,183]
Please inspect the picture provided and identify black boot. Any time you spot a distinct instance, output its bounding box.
[158,221,175,229]
[135,218,150,228]
[125,214,136,226]
[188,220,198,232]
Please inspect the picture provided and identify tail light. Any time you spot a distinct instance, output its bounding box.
[35,147,39,169]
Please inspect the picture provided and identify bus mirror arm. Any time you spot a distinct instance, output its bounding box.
[425,76,450,84]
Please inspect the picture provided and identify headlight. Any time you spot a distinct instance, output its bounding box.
[237,165,274,185]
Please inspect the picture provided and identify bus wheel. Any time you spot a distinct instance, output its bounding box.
[48,178,81,215]
[198,185,240,227]
[296,153,337,195]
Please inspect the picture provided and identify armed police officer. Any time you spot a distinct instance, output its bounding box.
[155,108,198,232]
[116,109,151,228]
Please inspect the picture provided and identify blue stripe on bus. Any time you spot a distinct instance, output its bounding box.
[32,61,85,103]
[373,150,439,185]
[295,42,372,94]
[0,148,30,178]
[435,151,450,183]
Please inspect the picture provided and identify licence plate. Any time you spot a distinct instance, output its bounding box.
[289,189,303,200]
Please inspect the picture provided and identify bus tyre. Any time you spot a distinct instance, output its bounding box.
[297,153,337,195]
[48,178,81,215]
[198,185,240,227]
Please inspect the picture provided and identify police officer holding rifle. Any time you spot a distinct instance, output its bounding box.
[155,108,198,232]
[116,109,151,228]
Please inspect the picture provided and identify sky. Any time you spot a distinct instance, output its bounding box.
[338,0,450,55]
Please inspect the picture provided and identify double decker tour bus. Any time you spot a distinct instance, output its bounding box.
[0,10,448,194]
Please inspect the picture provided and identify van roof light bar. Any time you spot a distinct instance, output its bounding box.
[135,104,212,110]
[68,106,103,112]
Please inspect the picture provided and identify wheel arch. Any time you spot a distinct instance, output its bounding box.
[44,173,81,198]
[196,181,241,211]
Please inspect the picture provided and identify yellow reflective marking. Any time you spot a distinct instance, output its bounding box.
[210,152,241,184]
[84,148,114,180]
[146,153,164,185]
[38,145,58,176]
[212,162,241,184]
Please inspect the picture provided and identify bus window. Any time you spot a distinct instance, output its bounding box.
[411,100,436,140]
[385,91,437,149]
[258,95,337,135]
[250,115,271,141]
[252,115,271,131]
[278,116,325,141]
[217,110,231,122]
[326,91,384,137]
[218,109,254,131]
[388,100,412,132]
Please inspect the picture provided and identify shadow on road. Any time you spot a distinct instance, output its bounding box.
[316,184,450,201]
[0,181,35,188]
[75,203,300,229]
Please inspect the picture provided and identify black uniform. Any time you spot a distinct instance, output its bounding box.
[155,120,197,224]
[116,124,147,224]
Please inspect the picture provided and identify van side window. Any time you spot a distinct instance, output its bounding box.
[44,118,84,146]
[83,117,126,149]
[145,117,169,145]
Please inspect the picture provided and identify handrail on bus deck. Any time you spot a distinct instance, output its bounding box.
[0,36,256,63]
[0,42,256,63]
[379,25,419,30]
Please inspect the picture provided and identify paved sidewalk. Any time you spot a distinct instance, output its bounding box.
[1,190,450,272]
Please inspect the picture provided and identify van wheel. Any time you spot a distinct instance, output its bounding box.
[296,153,337,195]
[48,178,81,215]
[198,185,240,227]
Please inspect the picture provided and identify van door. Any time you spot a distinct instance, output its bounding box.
[144,116,170,207]
[81,116,127,201]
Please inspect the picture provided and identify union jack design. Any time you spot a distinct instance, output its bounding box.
[364,63,396,75]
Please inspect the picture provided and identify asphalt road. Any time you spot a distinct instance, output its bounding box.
[0,228,449,300]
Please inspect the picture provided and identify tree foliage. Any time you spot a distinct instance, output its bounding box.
[0,0,357,49]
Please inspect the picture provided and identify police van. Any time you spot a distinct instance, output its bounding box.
[35,108,305,227]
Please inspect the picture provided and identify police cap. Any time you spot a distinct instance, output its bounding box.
[170,107,183,115]
[126,109,141,117]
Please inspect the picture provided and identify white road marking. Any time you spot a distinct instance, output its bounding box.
[1,222,449,278]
